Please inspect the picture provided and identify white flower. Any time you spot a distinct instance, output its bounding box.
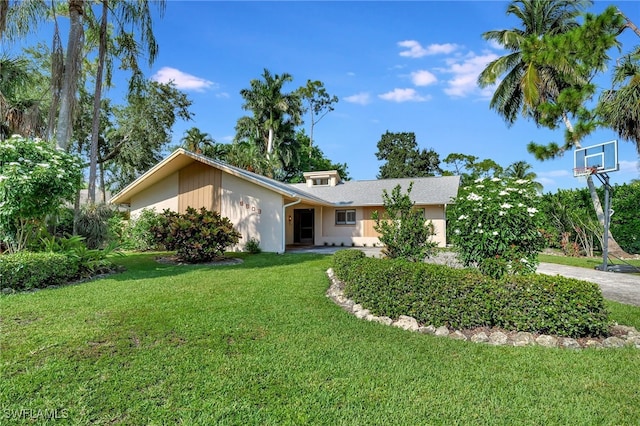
[37,163,50,168]
[474,178,485,183]
[499,211,506,216]
[527,207,538,214]
[518,203,525,207]
[520,258,529,263]
[501,203,513,209]
[467,193,483,201]
[499,191,509,196]
[454,229,460,234]
[475,184,485,188]
[458,215,468,220]
[477,229,484,234]
[491,177,501,182]
[515,179,528,184]
[492,231,498,236]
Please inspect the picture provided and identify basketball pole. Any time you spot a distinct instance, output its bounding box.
[594,172,612,272]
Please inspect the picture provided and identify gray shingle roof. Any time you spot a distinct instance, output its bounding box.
[289,176,460,206]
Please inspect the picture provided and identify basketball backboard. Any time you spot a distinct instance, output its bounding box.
[573,140,618,177]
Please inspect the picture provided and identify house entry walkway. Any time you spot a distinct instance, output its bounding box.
[286,246,640,307]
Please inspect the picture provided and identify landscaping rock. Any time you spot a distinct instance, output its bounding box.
[354,309,370,319]
[585,340,603,349]
[352,304,363,313]
[561,338,581,349]
[418,325,436,335]
[373,316,393,326]
[450,331,467,341]
[434,326,450,337]
[470,332,489,343]
[489,331,508,345]
[513,332,535,347]
[536,335,558,348]
[393,315,419,331]
[603,337,626,348]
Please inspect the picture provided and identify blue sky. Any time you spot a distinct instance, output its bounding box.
[8,0,640,192]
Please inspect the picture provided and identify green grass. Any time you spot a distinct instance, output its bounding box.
[1,252,639,425]
[538,253,640,270]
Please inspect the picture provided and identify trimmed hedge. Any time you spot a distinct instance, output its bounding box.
[0,252,80,291]
[332,251,610,338]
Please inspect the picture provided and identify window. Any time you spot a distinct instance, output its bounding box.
[313,178,329,186]
[336,209,356,225]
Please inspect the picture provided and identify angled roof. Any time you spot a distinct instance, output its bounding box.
[110,149,460,206]
[109,149,329,205]
[290,176,460,206]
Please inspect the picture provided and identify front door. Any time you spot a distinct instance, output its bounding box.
[294,209,314,244]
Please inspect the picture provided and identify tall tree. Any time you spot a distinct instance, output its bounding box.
[597,47,640,154]
[180,127,215,154]
[237,69,302,159]
[87,0,166,203]
[375,131,442,179]
[55,0,84,152]
[478,0,630,257]
[295,80,338,152]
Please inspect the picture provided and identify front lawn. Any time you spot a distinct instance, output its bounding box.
[1,253,639,424]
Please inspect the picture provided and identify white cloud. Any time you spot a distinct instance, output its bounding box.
[344,92,371,105]
[411,70,437,86]
[347,71,356,77]
[378,88,430,103]
[216,92,230,99]
[619,159,639,173]
[538,170,572,178]
[152,67,216,92]
[487,40,504,51]
[398,40,459,58]
[441,52,499,98]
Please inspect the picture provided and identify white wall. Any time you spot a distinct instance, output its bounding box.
[220,173,284,253]
[130,173,179,219]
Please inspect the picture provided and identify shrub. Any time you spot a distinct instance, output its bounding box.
[151,207,241,263]
[39,234,122,279]
[244,238,261,254]
[372,183,437,262]
[449,177,546,278]
[333,255,610,337]
[75,203,118,249]
[123,208,162,251]
[0,252,79,290]
[333,250,366,282]
[0,135,83,252]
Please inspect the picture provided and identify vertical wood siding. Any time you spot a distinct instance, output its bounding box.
[178,162,221,213]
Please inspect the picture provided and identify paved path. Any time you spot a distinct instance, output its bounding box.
[537,263,640,306]
[287,246,640,306]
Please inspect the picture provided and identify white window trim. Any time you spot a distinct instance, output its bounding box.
[335,209,356,225]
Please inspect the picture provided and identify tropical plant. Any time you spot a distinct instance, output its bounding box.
[237,68,302,159]
[478,0,630,258]
[372,183,437,262]
[504,160,543,192]
[449,177,546,278]
[151,207,241,263]
[180,127,215,154]
[375,131,442,179]
[0,135,83,253]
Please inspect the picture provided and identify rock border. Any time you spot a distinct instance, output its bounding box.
[326,268,640,349]
[155,256,243,266]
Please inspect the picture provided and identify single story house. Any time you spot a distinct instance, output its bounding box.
[109,149,460,253]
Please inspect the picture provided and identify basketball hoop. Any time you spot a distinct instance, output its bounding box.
[573,166,598,181]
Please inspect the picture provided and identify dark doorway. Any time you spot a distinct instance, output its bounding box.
[294,209,314,244]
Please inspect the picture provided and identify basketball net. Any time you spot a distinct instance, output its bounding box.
[573,166,598,183]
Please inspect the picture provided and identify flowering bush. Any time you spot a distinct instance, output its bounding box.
[449,177,546,278]
[0,135,83,252]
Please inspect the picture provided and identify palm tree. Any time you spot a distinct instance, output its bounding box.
[238,69,302,159]
[87,0,166,203]
[504,160,543,192]
[478,0,589,125]
[479,0,630,257]
[598,48,640,154]
[181,127,215,154]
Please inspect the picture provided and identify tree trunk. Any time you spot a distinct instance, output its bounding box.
[617,8,640,37]
[88,0,108,203]
[267,127,274,158]
[55,0,84,151]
